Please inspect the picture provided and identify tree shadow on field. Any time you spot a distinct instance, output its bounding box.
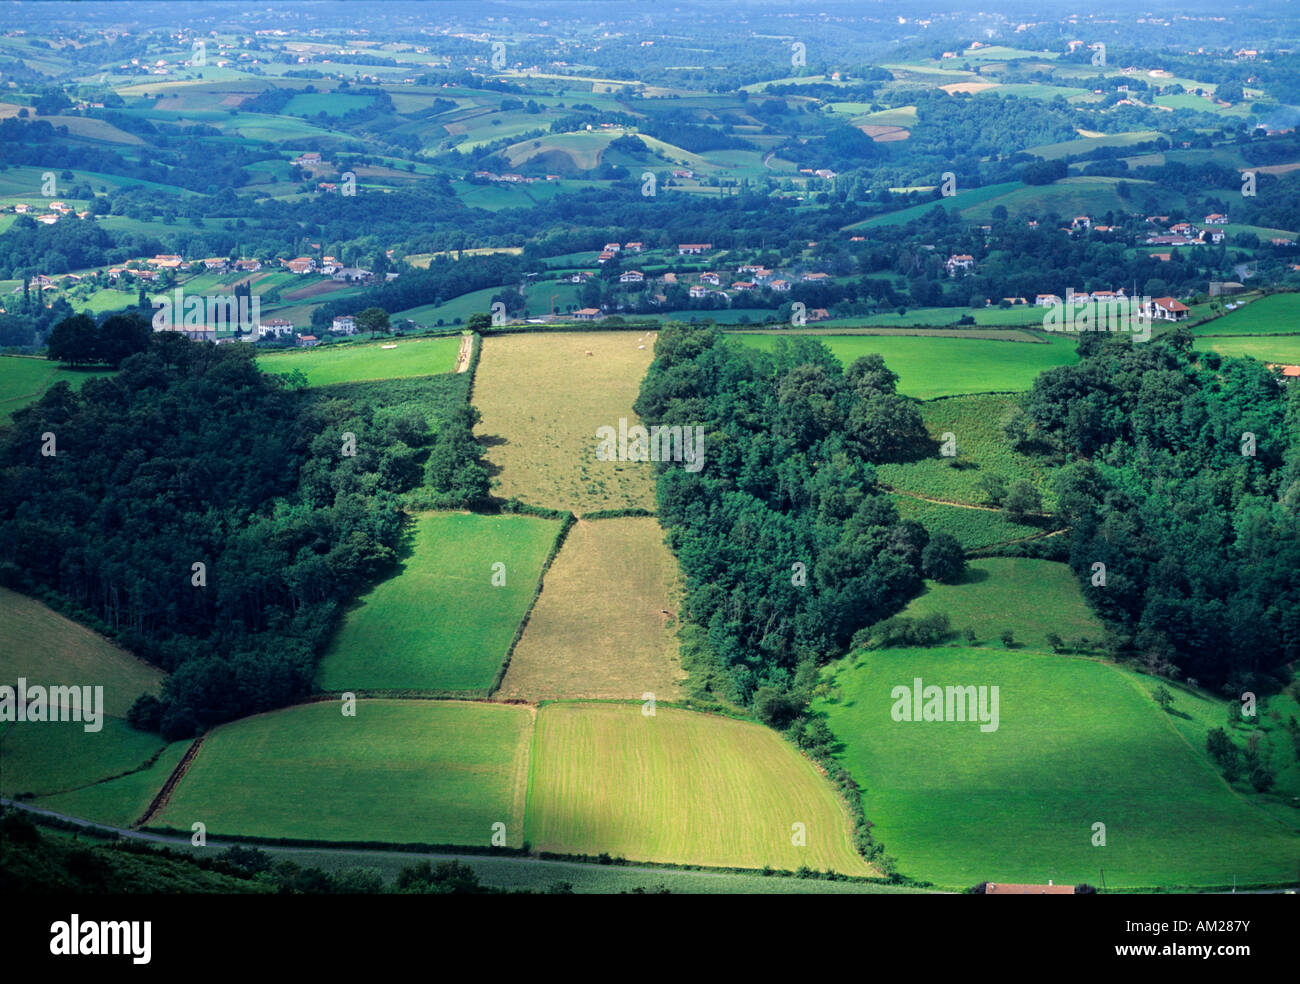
[477,433,507,478]
[953,566,991,585]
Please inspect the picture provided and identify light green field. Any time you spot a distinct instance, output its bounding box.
[876,393,1055,507]
[283,93,375,116]
[1193,293,1300,336]
[960,176,1182,222]
[318,512,562,694]
[1198,335,1300,365]
[851,182,1020,229]
[35,740,190,827]
[732,334,1079,399]
[0,357,114,423]
[816,648,1300,889]
[1025,130,1163,161]
[899,558,1103,651]
[157,700,533,846]
[889,495,1046,551]
[256,336,460,386]
[527,702,874,874]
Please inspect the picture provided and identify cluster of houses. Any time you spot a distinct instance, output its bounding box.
[6,201,90,226]
[471,171,562,184]
[1031,288,1190,321]
[1142,212,1230,247]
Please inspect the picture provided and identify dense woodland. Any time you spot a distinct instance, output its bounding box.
[0,329,489,736]
[1022,331,1300,692]
[635,325,950,711]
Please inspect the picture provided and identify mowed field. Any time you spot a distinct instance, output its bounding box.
[731,334,1078,398]
[0,587,168,801]
[898,558,1104,652]
[527,703,874,874]
[317,512,562,694]
[816,648,1300,888]
[498,517,685,701]
[256,335,461,386]
[0,357,114,423]
[473,332,658,513]
[1197,335,1300,365]
[157,700,533,846]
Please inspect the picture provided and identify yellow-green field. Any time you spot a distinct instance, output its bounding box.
[473,332,658,513]
[498,517,684,701]
[157,700,533,846]
[526,702,874,874]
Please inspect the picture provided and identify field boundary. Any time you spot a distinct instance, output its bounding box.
[487,510,578,697]
[135,735,203,828]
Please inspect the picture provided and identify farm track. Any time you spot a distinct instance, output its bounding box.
[455,333,473,372]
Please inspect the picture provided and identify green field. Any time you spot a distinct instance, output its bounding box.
[816,647,1300,888]
[526,702,874,874]
[876,394,1055,508]
[1193,293,1300,336]
[157,700,533,846]
[35,740,190,827]
[898,558,1104,651]
[318,512,561,694]
[1198,335,1300,365]
[732,334,1079,399]
[0,587,168,801]
[0,357,114,423]
[256,336,461,386]
[889,495,1047,550]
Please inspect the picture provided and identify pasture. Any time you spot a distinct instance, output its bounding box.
[816,647,1300,888]
[157,700,533,846]
[36,741,191,828]
[0,587,168,800]
[256,336,461,386]
[889,495,1047,551]
[526,702,874,874]
[498,518,685,701]
[0,357,114,423]
[317,512,562,694]
[473,332,659,514]
[875,393,1055,508]
[1193,292,1300,336]
[731,334,1079,399]
[1198,335,1300,366]
[898,558,1103,652]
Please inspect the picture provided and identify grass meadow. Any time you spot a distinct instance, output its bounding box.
[526,702,874,874]
[317,512,562,694]
[256,335,461,386]
[889,495,1047,550]
[0,357,114,423]
[816,647,1300,889]
[731,334,1078,399]
[157,700,533,846]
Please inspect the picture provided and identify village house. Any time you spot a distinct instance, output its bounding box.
[1147,297,1190,321]
[293,152,322,167]
[689,285,711,299]
[1204,213,1228,225]
[678,243,712,255]
[257,319,296,340]
[1036,293,1062,307]
[699,272,721,286]
[572,308,603,321]
[203,257,229,271]
[802,271,831,282]
[1071,215,1091,229]
[808,308,831,322]
[597,251,615,263]
[235,258,262,272]
[624,242,644,253]
[331,316,357,335]
[945,254,975,276]
[603,242,622,253]
[770,279,791,292]
[619,270,644,283]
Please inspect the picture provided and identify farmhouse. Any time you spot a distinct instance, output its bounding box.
[802,271,830,282]
[296,334,319,347]
[945,254,975,276]
[689,285,711,299]
[619,270,644,283]
[331,316,357,335]
[1036,293,1062,307]
[624,242,644,253]
[678,243,712,255]
[572,308,603,321]
[699,272,721,285]
[285,257,316,274]
[234,258,262,272]
[808,308,831,322]
[603,242,622,253]
[770,279,791,292]
[1148,297,1190,321]
[257,319,295,339]
[1204,213,1228,224]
